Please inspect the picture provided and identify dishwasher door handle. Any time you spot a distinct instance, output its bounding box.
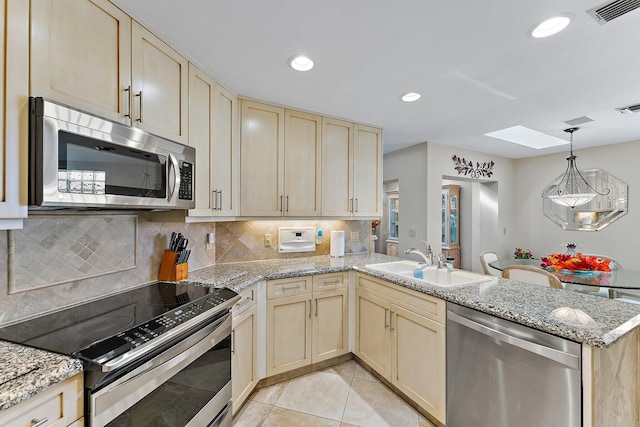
[448,311,580,370]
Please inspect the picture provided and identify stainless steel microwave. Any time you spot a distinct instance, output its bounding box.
[29,97,195,210]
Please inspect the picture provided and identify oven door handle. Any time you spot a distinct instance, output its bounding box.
[207,401,232,427]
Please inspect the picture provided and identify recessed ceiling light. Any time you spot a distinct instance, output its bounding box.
[401,92,421,102]
[289,55,314,71]
[485,125,568,149]
[530,14,572,38]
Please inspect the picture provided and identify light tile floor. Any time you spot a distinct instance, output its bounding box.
[233,360,438,427]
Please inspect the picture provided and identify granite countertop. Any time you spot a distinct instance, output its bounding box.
[184,253,640,348]
[0,341,83,411]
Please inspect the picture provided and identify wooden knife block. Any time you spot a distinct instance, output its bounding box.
[158,250,188,281]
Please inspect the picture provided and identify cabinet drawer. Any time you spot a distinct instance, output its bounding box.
[233,285,257,316]
[312,272,348,292]
[356,273,445,324]
[267,276,312,299]
[0,373,83,427]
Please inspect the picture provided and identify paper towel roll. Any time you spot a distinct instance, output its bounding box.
[330,230,345,257]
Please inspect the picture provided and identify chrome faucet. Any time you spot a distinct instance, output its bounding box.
[404,240,433,265]
[437,253,454,270]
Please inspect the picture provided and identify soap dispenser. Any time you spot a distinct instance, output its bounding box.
[316,229,323,244]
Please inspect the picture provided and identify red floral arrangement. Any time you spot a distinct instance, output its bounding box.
[540,253,611,272]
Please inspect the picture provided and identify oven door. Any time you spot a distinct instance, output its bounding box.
[90,313,232,427]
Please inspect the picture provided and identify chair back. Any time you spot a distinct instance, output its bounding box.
[480,251,501,277]
[502,265,563,289]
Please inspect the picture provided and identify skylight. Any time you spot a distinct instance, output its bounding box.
[484,126,568,149]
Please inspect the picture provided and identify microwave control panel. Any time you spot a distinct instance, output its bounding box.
[178,161,193,200]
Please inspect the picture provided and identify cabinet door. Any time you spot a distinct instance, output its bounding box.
[31,0,132,124]
[321,118,353,216]
[312,288,348,363]
[353,124,382,216]
[284,109,321,216]
[240,100,284,216]
[187,64,215,217]
[355,290,391,380]
[131,21,188,144]
[391,304,446,423]
[232,305,257,414]
[0,0,28,227]
[266,294,312,376]
[212,84,238,216]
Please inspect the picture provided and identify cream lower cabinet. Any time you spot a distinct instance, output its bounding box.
[0,372,83,427]
[232,285,257,414]
[266,273,348,376]
[355,274,446,423]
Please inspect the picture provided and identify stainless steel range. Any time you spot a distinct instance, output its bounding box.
[0,282,239,427]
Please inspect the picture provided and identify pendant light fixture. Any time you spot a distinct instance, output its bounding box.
[541,127,610,208]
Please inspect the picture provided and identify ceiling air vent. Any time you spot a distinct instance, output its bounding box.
[564,116,593,126]
[616,103,640,114]
[587,0,640,24]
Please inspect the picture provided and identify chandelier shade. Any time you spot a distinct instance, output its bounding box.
[541,128,609,209]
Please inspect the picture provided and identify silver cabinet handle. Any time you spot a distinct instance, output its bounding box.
[280,195,283,212]
[355,198,359,212]
[286,195,289,212]
[123,85,131,118]
[281,284,301,291]
[350,198,354,213]
[218,190,223,211]
[315,298,319,317]
[231,329,235,354]
[309,299,312,318]
[236,298,252,308]
[390,310,394,331]
[320,279,341,287]
[384,308,389,328]
[212,190,218,210]
[31,418,49,427]
[135,91,143,122]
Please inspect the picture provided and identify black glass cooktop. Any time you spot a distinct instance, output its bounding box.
[0,282,234,361]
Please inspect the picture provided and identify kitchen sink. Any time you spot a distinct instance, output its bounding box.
[364,261,493,288]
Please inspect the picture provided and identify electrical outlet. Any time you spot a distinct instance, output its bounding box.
[206,232,214,250]
[264,234,272,247]
[206,242,213,250]
[350,231,360,242]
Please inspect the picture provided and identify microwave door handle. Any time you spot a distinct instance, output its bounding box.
[168,154,181,203]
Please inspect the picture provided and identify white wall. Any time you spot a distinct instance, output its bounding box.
[383,143,428,257]
[384,142,516,273]
[513,139,640,268]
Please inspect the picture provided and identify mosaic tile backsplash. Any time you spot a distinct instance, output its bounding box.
[0,214,370,325]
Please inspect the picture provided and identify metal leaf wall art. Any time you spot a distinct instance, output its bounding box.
[452,155,495,178]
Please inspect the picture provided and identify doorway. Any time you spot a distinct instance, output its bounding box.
[442,177,499,272]
[376,180,399,254]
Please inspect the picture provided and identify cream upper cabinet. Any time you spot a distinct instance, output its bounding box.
[266,274,348,376]
[212,83,238,216]
[0,0,28,228]
[240,100,284,216]
[284,109,322,216]
[240,100,321,217]
[321,118,353,216]
[355,274,446,424]
[352,124,382,216]
[187,65,237,218]
[131,22,189,144]
[31,1,188,143]
[322,120,382,217]
[30,0,132,124]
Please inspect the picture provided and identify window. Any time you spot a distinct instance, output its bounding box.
[388,193,399,239]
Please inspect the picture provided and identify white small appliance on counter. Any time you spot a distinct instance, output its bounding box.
[278,227,316,253]
[330,230,345,257]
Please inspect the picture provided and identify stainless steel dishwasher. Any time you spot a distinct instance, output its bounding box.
[446,303,581,427]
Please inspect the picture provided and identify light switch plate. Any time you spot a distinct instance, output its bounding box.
[264,234,272,247]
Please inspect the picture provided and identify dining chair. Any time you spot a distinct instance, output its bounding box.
[480,251,501,277]
[502,265,563,289]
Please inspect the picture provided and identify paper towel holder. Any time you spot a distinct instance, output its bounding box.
[330,230,345,257]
